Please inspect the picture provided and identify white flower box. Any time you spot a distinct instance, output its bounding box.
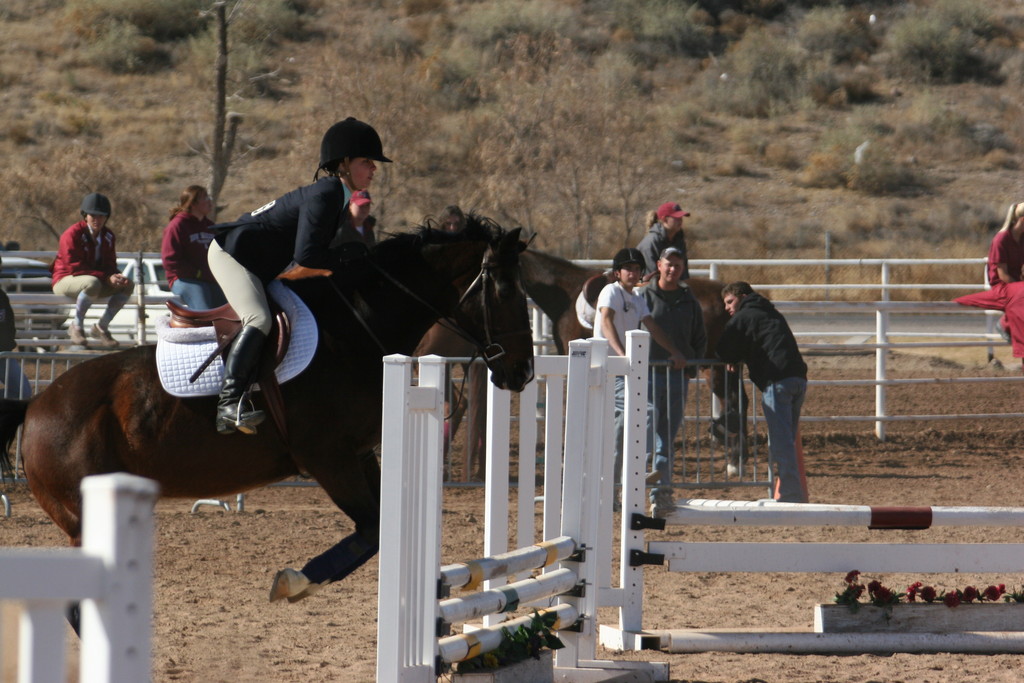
[815,603,1024,633]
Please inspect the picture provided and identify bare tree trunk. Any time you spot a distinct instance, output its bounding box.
[209,1,241,220]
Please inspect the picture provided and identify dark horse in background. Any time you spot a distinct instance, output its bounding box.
[0,217,534,603]
[416,249,748,478]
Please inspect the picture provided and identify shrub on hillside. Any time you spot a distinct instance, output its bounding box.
[622,0,715,59]
[797,6,876,65]
[80,20,171,74]
[844,145,925,197]
[885,6,1001,84]
[455,0,573,49]
[705,27,807,117]
[65,0,207,42]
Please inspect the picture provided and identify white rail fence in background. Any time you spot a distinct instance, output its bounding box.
[0,473,157,682]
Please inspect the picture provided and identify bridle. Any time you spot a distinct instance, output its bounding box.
[454,256,533,363]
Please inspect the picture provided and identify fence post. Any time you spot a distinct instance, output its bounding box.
[875,263,891,440]
[79,473,159,683]
[376,354,445,683]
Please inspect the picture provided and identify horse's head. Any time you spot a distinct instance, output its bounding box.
[448,219,535,392]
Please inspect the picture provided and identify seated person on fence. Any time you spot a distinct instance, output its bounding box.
[51,193,134,348]
[954,201,1024,371]
[716,281,808,504]
[161,184,226,310]
[595,248,685,495]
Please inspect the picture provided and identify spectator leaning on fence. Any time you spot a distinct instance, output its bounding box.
[595,247,686,494]
[716,281,809,504]
[51,193,134,348]
[954,201,1024,370]
[641,247,707,506]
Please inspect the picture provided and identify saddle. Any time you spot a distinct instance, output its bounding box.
[575,271,615,330]
[582,272,614,309]
[165,299,292,441]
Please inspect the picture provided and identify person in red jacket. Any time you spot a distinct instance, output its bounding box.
[955,201,1024,369]
[51,193,134,347]
[160,185,225,309]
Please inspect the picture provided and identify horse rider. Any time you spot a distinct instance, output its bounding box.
[207,117,391,435]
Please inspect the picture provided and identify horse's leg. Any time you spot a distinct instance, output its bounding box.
[269,450,382,602]
[446,363,470,480]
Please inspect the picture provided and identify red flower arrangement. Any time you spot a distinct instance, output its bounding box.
[835,571,1011,612]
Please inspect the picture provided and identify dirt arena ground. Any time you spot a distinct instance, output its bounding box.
[2,348,1023,682]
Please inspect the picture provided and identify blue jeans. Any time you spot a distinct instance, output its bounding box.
[1,358,31,399]
[761,376,807,503]
[171,278,227,310]
[612,376,652,485]
[648,367,688,486]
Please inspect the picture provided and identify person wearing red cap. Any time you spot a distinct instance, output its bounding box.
[637,201,691,280]
[333,190,376,247]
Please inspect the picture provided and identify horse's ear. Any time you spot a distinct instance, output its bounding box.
[500,227,524,253]
[518,231,536,253]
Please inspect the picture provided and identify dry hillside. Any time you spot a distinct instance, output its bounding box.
[2,0,1024,277]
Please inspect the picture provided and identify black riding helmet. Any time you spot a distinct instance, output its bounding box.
[318,118,392,175]
[612,247,645,272]
[80,192,112,217]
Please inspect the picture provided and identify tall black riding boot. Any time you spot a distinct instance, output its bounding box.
[216,326,267,435]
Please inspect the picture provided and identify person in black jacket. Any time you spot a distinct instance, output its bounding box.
[716,281,808,503]
[207,117,391,435]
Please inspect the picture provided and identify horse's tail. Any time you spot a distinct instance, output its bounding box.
[0,399,28,481]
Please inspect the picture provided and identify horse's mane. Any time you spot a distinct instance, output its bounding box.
[371,213,507,260]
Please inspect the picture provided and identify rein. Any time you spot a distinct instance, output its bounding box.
[331,247,530,364]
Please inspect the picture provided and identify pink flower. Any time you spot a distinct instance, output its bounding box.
[944,591,961,608]
[962,586,979,603]
[920,585,937,602]
[845,570,861,584]
[906,582,923,602]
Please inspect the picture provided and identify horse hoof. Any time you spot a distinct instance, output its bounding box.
[269,568,309,602]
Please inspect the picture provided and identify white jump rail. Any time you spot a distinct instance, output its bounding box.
[601,496,1024,655]
[0,473,158,682]
[376,350,668,682]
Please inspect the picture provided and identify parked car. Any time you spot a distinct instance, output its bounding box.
[0,255,69,346]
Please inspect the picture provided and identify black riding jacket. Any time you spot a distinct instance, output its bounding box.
[213,176,349,283]
[716,293,806,391]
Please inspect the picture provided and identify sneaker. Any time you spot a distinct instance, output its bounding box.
[68,323,87,346]
[999,315,1012,344]
[90,323,119,347]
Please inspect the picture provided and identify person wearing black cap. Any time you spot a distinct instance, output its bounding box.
[636,201,691,280]
[51,192,135,347]
[207,117,391,435]
[596,247,686,489]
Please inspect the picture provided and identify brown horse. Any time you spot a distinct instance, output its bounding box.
[0,217,534,603]
[416,249,748,477]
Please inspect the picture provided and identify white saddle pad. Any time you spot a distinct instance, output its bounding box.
[155,280,318,398]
